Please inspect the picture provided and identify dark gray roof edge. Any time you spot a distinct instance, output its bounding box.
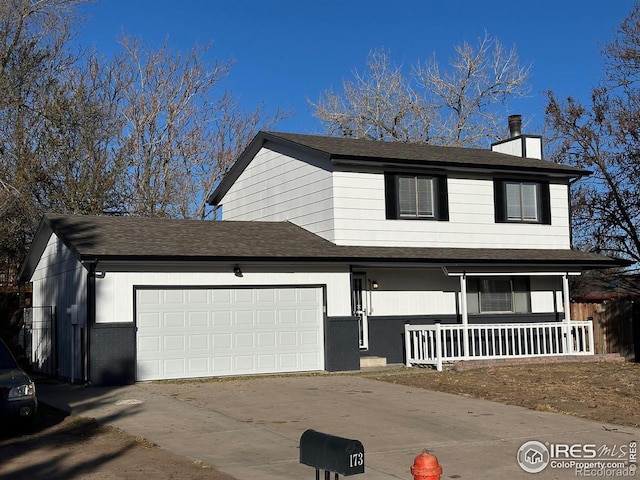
[87,249,624,268]
[330,156,586,178]
[20,214,624,283]
[491,133,542,147]
[207,132,268,206]
[265,131,587,174]
[18,215,70,282]
[18,217,49,282]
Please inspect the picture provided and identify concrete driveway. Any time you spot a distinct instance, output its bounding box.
[38,374,639,480]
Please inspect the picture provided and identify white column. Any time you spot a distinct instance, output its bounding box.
[435,323,443,372]
[563,273,573,354]
[460,274,469,358]
[562,274,572,323]
[404,323,412,367]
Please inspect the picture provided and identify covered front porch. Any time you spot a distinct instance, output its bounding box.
[403,271,595,370]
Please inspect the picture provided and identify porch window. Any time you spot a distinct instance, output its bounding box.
[466,277,531,314]
[384,172,449,220]
[494,179,551,224]
[479,278,513,313]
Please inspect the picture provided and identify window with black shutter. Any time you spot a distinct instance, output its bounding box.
[385,173,449,221]
[494,179,551,224]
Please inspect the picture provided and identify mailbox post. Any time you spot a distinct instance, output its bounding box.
[300,429,365,480]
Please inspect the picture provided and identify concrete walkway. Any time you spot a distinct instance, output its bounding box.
[37,374,639,480]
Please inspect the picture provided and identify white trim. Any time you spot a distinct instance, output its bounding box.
[459,274,469,358]
[444,269,582,277]
[563,274,572,325]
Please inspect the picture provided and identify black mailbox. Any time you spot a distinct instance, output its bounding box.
[300,429,365,476]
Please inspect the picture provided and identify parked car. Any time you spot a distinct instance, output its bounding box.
[0,338,37,425]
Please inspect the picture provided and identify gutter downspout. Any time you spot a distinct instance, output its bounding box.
[85,260,97,384]
[568,178,580,248]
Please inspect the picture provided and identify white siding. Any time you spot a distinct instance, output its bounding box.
[332,171,571,248]
[365,269,459,316]
[361,269,564,316]
[525,137,543,159]
[95,265,351,324]
[491,137,542,159]
[30,232,87,380]
[218,142,571,251]
[530,276,564,314]
[96,266,563,324]
[492,138,523,157]
[220,144,335,241]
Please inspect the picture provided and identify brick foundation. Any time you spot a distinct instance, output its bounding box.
[452,354,626,372]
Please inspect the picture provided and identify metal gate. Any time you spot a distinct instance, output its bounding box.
[23,306,56,375]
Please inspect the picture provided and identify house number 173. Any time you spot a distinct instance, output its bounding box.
[349,452,364,468]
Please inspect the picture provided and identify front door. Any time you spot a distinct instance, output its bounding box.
[351,273,369,349]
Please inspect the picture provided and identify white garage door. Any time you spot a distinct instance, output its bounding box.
[136,286,325,381]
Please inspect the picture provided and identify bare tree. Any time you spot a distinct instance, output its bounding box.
[115,35,286,219]
[311,49,433,142]
[311,34,531,147]
[0,0,287,274]
[37,50,131,215]
[415,32,531,146]
[545,4,640,264]
[0,0,86,264]
[192,91,281,220]
[114,36,233,218]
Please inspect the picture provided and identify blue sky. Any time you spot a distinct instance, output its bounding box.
[75,0,635,142]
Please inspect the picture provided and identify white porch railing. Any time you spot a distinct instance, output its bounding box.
[404,321,595,371]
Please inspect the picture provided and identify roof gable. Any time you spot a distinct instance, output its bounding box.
[208,131,589,206]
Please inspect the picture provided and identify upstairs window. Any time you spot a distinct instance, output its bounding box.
[506,182,539,221]
[385,173,448,221]
[398,175,435,218]
[494,179,551,224]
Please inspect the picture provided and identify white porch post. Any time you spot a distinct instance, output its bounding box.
[460,274,469,359]
[563,273,573,354]
[435,323,443,371]
[404,323,412,367]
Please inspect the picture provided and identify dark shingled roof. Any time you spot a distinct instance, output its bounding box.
[208,131,589,205]
[19,214,622,282]
[264,131,585,173]
[43,213,337,257]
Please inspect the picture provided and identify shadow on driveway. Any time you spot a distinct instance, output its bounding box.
[29,374,640,480]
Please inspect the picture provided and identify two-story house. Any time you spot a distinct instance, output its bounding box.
[19,116,622,385]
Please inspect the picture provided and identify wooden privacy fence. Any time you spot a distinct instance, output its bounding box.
[571,301,638,361]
